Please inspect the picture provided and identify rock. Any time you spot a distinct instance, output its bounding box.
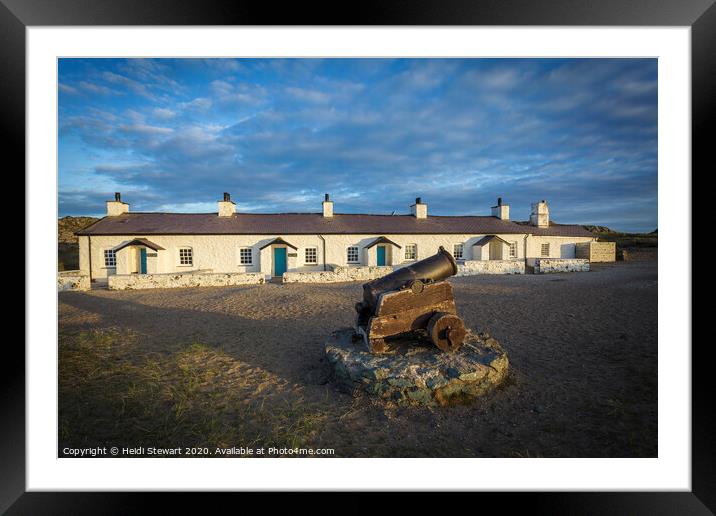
[445,367,461,379]
[485,337,500,349]
[426,376,449,389]
[324,328,509,407]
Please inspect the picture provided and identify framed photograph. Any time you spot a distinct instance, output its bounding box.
[8,0,708,512]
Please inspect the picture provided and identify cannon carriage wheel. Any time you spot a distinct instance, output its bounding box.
[427,312,466,352]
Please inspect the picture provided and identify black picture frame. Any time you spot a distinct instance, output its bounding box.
[5,0,707,513]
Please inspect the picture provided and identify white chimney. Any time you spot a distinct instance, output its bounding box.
[530,200,550,228]
[106,192,129,216]
[218,192,236,217]
[491,197,510,221]
[322,193,334,218]
[410,197,427,219]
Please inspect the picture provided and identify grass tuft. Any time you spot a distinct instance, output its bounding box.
[59,329,329,455]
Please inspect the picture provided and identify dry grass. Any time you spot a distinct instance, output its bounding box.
[59,329,329,455]
[59,260,658,458]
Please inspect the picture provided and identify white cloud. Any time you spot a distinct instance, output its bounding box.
[117,59,185,95]
[59,83,79,94]
[102,71,155,99]
[615,79,657,95]
[58,58,658,231]
[210,80,266,105]
[154,201,217,213]
[124,109,145,123]
[210,79,233,97]
[285,87,332,104]
[481,68,521,89]
[153,107,177,119]
[79,81,115,95]
[118,123,174,135]
[179,97,212,111]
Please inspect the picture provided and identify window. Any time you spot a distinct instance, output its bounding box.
[453,243,464,260]
[104,249,116,267]
[405,244,417,261]
[305,247,317,264]
[239,247,252,265]
[509,242,517,259]
[541,243,550,257]
[347,246,359,264]
[179,247,193,266]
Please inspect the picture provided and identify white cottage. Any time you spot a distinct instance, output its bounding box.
[75,193,595,287]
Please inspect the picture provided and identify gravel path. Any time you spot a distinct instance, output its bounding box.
[58,260,657,457]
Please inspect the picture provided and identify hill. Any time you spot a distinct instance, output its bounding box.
[513,220,615,233]
[58,216,99,244]
[58,216,99,271]
[581,225,615,234]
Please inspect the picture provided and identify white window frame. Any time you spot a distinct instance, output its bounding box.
[305,247,318,265]
[453,243,464,260]
[178,247,193,266]
[239,247,253,265]
[347,246,359,264]
[103,249,116,268]
[509,242,518,259]
[404,243,417,261]
[541,243,550,257]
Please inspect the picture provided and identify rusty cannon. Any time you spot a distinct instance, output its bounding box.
[355,246,467,353]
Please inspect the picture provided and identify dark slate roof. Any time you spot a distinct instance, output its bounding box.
[75,212,595,238]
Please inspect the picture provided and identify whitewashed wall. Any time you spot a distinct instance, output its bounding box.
[525,235,595,265]
[78,236,90,274]
[81,232,594,280]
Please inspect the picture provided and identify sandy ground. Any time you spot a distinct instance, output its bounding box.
[58,260,657,457]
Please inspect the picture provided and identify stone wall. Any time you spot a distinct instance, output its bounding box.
[108,271,264,290]
[457,260,525,276]
[576,241,616,262]
[533,258,590,274]
[284,260,528,283]
[282,265,393,283]
[57,270,91,291]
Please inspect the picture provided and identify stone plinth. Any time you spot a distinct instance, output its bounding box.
[325,328,509,406]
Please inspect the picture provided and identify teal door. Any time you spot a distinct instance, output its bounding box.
[377,246,386,266]
[139,248,147,274]
[273,247,287,276]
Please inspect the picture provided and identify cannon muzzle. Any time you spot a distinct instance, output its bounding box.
[360,246,458,313]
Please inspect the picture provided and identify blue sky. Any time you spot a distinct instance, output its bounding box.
[58,58,657,232]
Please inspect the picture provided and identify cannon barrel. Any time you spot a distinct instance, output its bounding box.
[359,246,458,312]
